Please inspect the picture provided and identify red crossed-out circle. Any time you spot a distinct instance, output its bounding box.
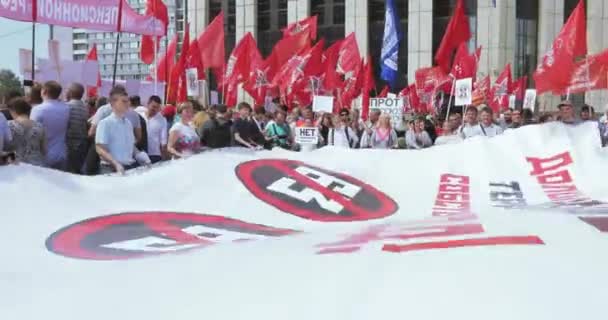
[46,212,296,261]
[235,159,398,222]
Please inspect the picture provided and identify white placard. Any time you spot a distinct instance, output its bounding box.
[454,78,473,106]
[125,79,141,96]
[313,95,334,113]
[387,92,397,99]
[294,127,319,145]
[523,89,537,111]
[370,97,404,126]
[186,68,199,97]
[509,95,516,110]
[210,90,219,105]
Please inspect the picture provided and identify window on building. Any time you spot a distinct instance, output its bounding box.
[432,0,477,63]
[104,43,113,50]
[257,0,287,57]
[369,0,408,91]
[515,0,538,88]
[130,42,139,49]
[311,0,345,47]
[96,33,103,40]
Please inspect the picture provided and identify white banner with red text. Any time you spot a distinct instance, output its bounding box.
[0,0,165,35]
[1,122,608,320]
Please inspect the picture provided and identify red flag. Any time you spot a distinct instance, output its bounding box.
[337,33,361,76]
[223,32,257,87]
[198,12,225,71]
[562,48,608,95]
[322,39,344,91]
[408,84,421,113]
[186,39,205,80]
[534,0,586,94]
[511,76,527,100]
[243,45,271,106]
[340,60,363,109]
[450,43,477,80]
[415,67,451,113]
[283,15,318,40]
[168,24,190,103]
[435,0,471,72]
[362,55,376,92]
[155,33,178,82]
[472,75,490,106]
[266,29,312,77]
[140,0,169,64]
[272,39,325,93]
[489,64,512,113]
[378,85,389,98]
[86,44,101,98]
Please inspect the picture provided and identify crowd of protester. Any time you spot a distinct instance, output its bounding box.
[0,81,607,172]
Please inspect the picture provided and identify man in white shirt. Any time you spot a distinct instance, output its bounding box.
[95,87,141,174]
[458,106,483,139]
[328,108,358,148]
[136,95,167,164]
[0,112,11,152]
[478,107,504,137]
[434,113,463,146]
[88,86,142,144]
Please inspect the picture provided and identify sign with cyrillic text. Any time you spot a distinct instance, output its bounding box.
[370,97,403,126]
[524,89,537,111]
[295,127,319,145]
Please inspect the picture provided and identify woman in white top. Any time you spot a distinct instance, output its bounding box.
[405,116,433,149]
[361,114,398,149]
[168,102,201,159]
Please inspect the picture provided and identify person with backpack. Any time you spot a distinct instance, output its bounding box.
[328,108,358,148]
[200,104,233,149]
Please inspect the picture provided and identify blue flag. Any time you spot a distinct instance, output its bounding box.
[380,0,401,87]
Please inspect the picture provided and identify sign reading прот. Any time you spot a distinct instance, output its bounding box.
[369,97,404,126]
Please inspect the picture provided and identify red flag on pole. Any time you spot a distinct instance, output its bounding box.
[489,64,512,113]
[283,15,318,40]
[187,39,205,80]
[337,33,361,76]
[223,32,257,87]
[140,0,169,64]
[243,46,271,106]
[450,43,478,80]
[511,76,527,100]
[435,0,472,72]
[533,0,587,94]
[198,12,225,72]
[472,75,490,106]
[155,33,178,82]
[561,48,608,95]
[266,29,312,77]
[360,56,375,121]
[86,44,101,98]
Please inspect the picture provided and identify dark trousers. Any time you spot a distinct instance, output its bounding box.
[149,155,162,164]
[82,139,100,175]
[67,142,88,174]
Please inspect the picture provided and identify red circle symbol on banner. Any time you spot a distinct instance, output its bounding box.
[235,159,398,222]
[46,212,296,260]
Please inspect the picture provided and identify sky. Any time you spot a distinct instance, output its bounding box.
[0,19,50,78]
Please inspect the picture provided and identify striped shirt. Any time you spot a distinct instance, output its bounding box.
[66,100,89,150]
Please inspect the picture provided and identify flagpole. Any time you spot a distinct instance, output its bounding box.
[153,36,158,95]
[111,33,121,86]
[445,74,456,121]
[164,36,169,104]
[31,21,36,81]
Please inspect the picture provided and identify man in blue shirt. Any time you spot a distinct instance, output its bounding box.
[95,87,140,175]
[30,81,70,170]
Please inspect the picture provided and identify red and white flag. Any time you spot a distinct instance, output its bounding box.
[283,15,317,40]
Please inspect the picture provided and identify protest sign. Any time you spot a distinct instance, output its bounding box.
[370,97,403,125]
[524,89,537,111]
[454,78,472,106]
[295,127,319,145]
[313,95,334,113]
[509,95,516,109]
[185,68,199,97]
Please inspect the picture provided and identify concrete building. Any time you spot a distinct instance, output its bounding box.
[71,0,186,81]
[188,0,608,111]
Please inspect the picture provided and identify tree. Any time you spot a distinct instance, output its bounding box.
[0,69,23,103]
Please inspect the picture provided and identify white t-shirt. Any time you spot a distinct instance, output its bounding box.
[169,122,200,157]
[141,112,168,157]
[328,125,358,148]
[478,123,504,137]
[459,123,483,139]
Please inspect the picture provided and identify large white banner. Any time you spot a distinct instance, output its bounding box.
[1,123,608,320]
